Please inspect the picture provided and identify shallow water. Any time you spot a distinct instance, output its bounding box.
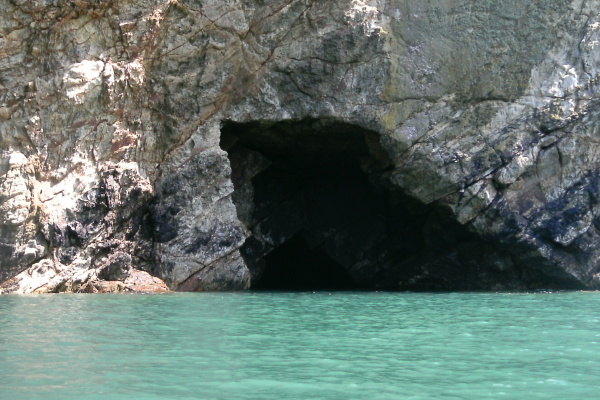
[1,291,599,399]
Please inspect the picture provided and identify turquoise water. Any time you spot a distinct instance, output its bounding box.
[1,292,600,399]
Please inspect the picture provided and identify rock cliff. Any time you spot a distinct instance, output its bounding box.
[1,0,600,292]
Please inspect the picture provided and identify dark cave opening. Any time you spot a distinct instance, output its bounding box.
[220,119,522,291]
[254,234,356,291]
[220,119,395,291]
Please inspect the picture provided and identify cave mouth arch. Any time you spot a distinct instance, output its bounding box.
[219,118,517,291]
[220,118,395,291]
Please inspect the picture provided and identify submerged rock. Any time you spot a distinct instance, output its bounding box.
[1,0,600,292]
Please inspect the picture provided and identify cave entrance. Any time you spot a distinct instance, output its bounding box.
[219,118,512,291]
[220,119,394,291]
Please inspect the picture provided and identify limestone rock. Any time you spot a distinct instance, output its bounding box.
[1,0,600,291]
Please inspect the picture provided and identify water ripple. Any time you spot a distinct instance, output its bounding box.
[0,292,599,399]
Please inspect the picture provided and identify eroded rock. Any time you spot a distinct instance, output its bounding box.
[1,0,600,292]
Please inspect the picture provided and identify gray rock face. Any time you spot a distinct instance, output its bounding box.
[1,0,600,292]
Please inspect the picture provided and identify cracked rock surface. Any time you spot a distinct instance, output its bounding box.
[1,0,600,292]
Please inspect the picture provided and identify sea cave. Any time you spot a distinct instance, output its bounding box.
[219,119,526,291]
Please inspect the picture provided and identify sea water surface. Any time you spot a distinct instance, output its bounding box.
[1,292,599,399]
